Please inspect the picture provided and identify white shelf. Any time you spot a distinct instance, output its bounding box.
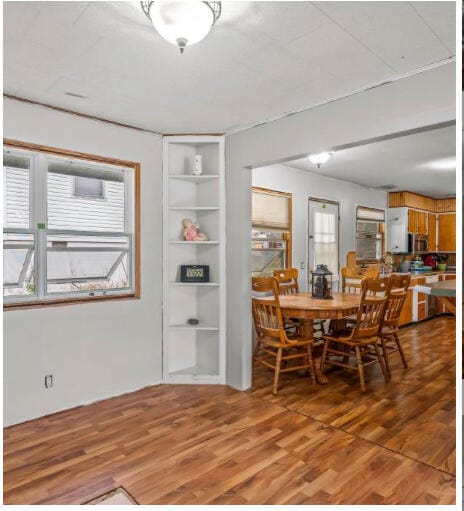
[169,365,218,377]
[168,206,219,211]
[163,135,225,386]
[168,324,219,331]
[169,174,219,181]
[169,282,219,286]
[168,241,219,245]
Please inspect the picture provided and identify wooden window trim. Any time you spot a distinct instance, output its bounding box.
[252,186,292,267]
[3,139,141,310]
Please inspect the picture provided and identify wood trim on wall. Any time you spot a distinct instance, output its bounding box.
[388,191,456,213]
[4,94,162,136]
[3,139,141,310]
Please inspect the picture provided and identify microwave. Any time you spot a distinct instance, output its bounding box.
[408,233,428,253]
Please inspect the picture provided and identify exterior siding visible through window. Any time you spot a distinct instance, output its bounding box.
[3,139,140,309]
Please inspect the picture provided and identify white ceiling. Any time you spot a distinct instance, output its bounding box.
[281,125,456,198]
[3,1,456,134]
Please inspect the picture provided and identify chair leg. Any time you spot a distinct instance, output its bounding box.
[342,344,350,366]
[253,341,261,359]
[394,333,408,369]
[374,342,388,383]
[355,346,366,392]
[272,348,282,395]
[306,344,316,385]
[320,339,329,373]
[379,336,391,379]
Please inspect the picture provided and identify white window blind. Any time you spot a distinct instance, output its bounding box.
[252,190,290,231]
[357,206,385,221]
[313,211,338,280]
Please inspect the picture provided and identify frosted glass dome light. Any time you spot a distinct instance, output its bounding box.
[308,152,333,168]
[141,1,222,53]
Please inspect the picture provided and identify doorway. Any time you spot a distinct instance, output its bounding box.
[307,198,340,291]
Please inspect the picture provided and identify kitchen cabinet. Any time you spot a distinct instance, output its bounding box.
[397,272,455,325]
[437,213,456,251]
[408,209,417,233]
[427,213,437,251]
[417,212,427,235]
[398,289,413,326]
[408,209,427,234]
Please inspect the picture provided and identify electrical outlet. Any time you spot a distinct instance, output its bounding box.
[44,374,53,389]
[300,262,305,269]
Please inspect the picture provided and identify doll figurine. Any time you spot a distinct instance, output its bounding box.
[182,218,208,241]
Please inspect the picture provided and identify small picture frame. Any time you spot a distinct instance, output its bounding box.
[180,265,210,283]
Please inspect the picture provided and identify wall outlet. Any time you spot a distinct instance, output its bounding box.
[300,262,305,269]
[44,374,53,389]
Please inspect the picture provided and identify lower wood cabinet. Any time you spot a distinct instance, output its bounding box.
[398,289,413,326]
[438,213,456,251]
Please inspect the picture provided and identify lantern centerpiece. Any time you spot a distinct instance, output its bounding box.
[311,264,333,299]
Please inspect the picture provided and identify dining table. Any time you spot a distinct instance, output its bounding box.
[277,291,365,384]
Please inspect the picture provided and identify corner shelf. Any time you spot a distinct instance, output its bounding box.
[169,174,219,182]
[168,241,220,245]
[168,206,219,211]
[168,282,220,287]
[163,135,225,385]
[168,324,219,331]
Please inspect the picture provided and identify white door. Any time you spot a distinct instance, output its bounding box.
[308,199,340,291]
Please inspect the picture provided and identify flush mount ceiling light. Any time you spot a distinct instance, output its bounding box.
[420,157,455,171]
[141,1,221,54]
[308,152,333,169]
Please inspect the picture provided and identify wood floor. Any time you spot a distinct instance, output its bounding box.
[3,317,456,505]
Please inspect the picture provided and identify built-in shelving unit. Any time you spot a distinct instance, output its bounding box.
[163,135,225,384]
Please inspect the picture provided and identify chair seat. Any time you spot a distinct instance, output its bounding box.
[322,332,378,347]
[259,336,313,349]
[380,325,399,336]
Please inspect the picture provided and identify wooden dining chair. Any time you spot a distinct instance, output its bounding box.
[274,268,325,336]
[252,276,316,395]
[341,265,380,294]
[320,277,391,392]
[377,274,411,379]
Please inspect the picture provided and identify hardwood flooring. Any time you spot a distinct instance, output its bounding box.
[3,317,456,505]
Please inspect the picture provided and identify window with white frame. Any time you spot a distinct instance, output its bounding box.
[3,143,139,306]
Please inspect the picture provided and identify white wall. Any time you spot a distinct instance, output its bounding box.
[252,164,387,290]
[225,63,455,391]
[3,98,163,426]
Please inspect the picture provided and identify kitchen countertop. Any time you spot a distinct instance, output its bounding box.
[392,271,456,277]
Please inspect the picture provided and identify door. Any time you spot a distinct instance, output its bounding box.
[308,199,339,291]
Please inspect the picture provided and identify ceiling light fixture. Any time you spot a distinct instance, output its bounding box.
[308,152,333,169]
[420,157,455,171]
[141,1,221,54]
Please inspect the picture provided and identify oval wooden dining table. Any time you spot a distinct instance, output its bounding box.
[277,292,364,384]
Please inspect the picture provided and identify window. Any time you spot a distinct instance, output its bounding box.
[355,206,385,262]
[3,140,140,308]
[74,176,104,199]
[251,187,292,276]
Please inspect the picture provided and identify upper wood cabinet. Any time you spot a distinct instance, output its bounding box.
[408,209,427,234]
[427,212,437,251]
[408,209,417,233]
[437,213,456,251]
